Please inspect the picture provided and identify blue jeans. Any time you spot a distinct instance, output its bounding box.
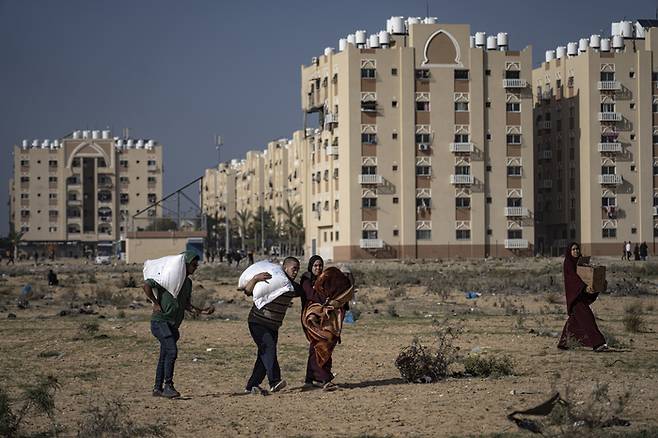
[246,322,280,390]
[151,320,180,388]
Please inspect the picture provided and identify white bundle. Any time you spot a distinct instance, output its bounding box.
[239,260,293,309]
[143,254,187,298]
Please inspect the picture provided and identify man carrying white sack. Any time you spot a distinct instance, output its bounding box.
[239,257,303,394]
[142,250,215,398]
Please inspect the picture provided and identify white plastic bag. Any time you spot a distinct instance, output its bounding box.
[143,254,187,298]
[239,260,293,309]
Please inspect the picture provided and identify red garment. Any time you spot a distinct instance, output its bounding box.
[558,243,606,349]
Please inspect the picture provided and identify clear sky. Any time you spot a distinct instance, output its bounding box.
[0,0,655,235]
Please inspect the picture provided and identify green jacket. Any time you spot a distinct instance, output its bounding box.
[147,278,192,328]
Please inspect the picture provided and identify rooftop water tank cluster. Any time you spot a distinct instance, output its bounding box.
[21,139,60,149]
[114,138,157,150]
[334,16,438,54]
[469,32,510,51]
[544,19,644,63]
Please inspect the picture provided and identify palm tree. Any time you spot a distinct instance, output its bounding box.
[236,209,252,251]
[277,200,303,254]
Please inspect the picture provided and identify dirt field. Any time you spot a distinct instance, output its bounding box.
[1,257,657,437]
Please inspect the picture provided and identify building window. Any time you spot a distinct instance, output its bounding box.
[454,70,469,80]
[456,197,471,208]
[416,101,430,111]
[507,229,522,239]
[454,134,469,143]
[392,164,398,171]
[361,133,377,144]
[416,198,431,209]
[485,102,491,108]
[507,197,522,207]
[48,176,57,183]
[120,193,129,204]
[362,198,377,208]
[415,69,431,80]
[600,102,615,112]
[362,230,378,239]
[392,100,398,108]
[72,158,80,167]
[361,68,376,79]
[505,70,520,79]
[506,102,520,112]
[391,68,398,75]
[601,165,616,175]
[507,166,522,176]
[393,197,399,204]
[120,160,128,168]
[147,194,157,203]
[20,176,30,183]
[602,228,617,238]
[506,134,521,144]
[416,165,431,176]
[415,133,431,144]
[653,101,658,113]
[600,71,615,81]
[147,159,157,166]
[48,227,57,233]
[454,101,469,112]
[97,158,106,167]
[417,229,432,240]
[48,160,57,167]
[148,176,156,183]
[393,229,399,236]
[455,165,470,175]
[456,229,470,240]
[361,165,377,175]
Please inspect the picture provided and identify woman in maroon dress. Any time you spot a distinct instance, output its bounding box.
[557,242,608,351]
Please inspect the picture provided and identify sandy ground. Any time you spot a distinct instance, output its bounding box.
[0,257,657,437]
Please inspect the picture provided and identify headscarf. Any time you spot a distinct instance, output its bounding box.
[301,255,324,285]
[563,242,589,312]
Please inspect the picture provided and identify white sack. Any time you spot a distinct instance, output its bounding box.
[239,260,293,309]
[143,254,187,298]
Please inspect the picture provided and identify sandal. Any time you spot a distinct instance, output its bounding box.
[594,343,610,352]
[322,381,338,392]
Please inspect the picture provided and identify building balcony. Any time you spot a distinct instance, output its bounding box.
[99,216,112,223]
[541,121,551,129]
[324,112,338,127]
[48,183,58,189]
[540,150,552,160]
[598,174,623,185]
[654,206,658,216]
[98,181,113,188]
[597,142,622,153]
[598,81,621,91]
[540,179,553,189]
[359,239,384,249]
[450,175,473,185]
[67,199,82,206]
[49,199,58,206]
[147,165,159,172]
[20,166,29,172]
[504,207,529,217]
[449,142,474,153]
[598,112,622,122]
[358,174,383,184]
[326,146,339,156]
[504,239,529,249]
[502,79,527,88]
[20,200,29,207]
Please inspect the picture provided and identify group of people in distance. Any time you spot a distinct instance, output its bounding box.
[621,241,649,261]
[142,243,605,399]
[143,251,352,398]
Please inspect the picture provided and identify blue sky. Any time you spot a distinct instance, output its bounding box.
[0,0,654,234]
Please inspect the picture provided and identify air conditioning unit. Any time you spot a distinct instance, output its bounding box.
[418,143,430,151]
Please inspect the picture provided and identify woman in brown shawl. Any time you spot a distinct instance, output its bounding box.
[557,242,608,351]
[301,262,353,390]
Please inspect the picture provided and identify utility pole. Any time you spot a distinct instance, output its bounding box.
[215,135,222,257]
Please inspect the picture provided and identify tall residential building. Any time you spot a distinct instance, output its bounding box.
[533,20,658,256]
[9,129,163,256]
[301,16,534,260]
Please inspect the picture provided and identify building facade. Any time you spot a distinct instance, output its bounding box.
[301,16,534,260]
[533,20,658,256]
[9,130,163,256]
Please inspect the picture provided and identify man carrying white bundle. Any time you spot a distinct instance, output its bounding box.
[142,250,214,398]
[239,257,303,394]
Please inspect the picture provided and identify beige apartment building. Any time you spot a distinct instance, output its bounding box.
[533,20,658,256]
[301,16,534,260]
[9,130,163,256]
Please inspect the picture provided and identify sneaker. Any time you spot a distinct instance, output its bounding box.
[245,386,263,395]
[594,343,610,352]
[322,381,338,392]
[269,379,287,393]
[152,387,163,397]
[162,383,181,398]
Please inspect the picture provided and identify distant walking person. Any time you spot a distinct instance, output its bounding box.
[621,241,627,260]
[625,241,632,261]
[633,243,641,261]
[640,242,648,261]
[5,250,14,266]
[558,243,607,352]
[47,269,59,286]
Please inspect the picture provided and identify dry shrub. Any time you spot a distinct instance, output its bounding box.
[395,321,461,383]
[463,354,514,377]
[387,286,406,299]
[623,302,644,333]
[0,376,61,437]
[77,398,170,437]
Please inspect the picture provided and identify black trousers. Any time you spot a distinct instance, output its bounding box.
[246,322,281,389]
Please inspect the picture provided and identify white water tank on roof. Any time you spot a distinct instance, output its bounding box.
[497,32,508,50]
[82,130,90,139]
[386,19,393,33]
[475,32,486,47]
[600,38,611,52]
[22,140,28,148]
[424,17,437,24]
[469,36,475,48]
[390,16,405,34]
[72,131,80,139]
[486,35,497,50]
[347,34,355,45]
[338,38,347,51]
[589,34,601,48]
[31,140,39,148]
[324,47,334,56]
[369,34,380,48]
[136,139,144,148]
[612,35,624,50]
[407,17,420,26]
[578,38,588,52]
[102,130,110,139]
[116,139,123,148]
[92,130,100,139]
[545,50,556,62]
[355,30,367,46]
[41,140,48,148]
[620,21,633,38]
[611,22,621,36]
[127,139,133,147]
[54,139,59,147]
[567,42,578,56]
[635,21,646,38]
[556,46,567,59]
[379,31,390,47]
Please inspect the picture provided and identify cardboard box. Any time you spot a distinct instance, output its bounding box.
[577,265,606,293]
